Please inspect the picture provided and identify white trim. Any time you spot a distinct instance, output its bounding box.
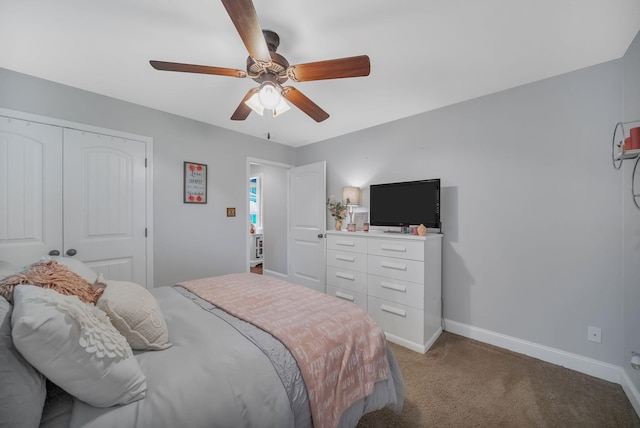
[0,107,154,289]
[264,269,288,280]
[0,108,151,142]
[444,318,622,383]
[621,369,640,417]
[385,327,442,354]
[245,157,294,274]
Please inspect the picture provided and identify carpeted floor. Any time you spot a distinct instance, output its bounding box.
[357,331,640,427]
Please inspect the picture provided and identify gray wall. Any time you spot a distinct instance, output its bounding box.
[2,38,638,371]
[623,32,640,392]
[296,59,626,365]
[0,67,296,287]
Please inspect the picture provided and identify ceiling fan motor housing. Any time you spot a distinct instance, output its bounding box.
[246,31,289,84]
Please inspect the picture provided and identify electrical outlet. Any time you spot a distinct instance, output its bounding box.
[588,326,602,343]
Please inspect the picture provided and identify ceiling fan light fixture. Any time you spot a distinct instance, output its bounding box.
[258,81,281,110]
[273,97,290,117]
[245,92,265,116]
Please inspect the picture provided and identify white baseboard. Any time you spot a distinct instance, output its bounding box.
[443,318,622,383]
[385,328,442,354]
[621,369,640,417]
[263,269,287,280]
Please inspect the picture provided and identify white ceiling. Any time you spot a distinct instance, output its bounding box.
[1,0,639,147]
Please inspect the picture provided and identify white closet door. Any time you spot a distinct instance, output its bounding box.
[0,117,63,266]
[63,129,147,285]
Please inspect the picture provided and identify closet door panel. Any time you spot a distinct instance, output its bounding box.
[0,117,63,265]
[63,129,147,285]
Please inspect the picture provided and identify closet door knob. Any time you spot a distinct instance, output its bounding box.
[66,248,77,256]
[317,234,325,239]
[48,249,60,256]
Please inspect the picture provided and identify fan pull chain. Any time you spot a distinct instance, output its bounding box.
[267,111,271,140]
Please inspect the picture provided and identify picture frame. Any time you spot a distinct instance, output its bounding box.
[183,161,207,204]
[354,212,368,231]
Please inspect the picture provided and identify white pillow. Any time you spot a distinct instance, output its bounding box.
[0,295,46,428]
[97,280,172,351]
[11,286,147,407]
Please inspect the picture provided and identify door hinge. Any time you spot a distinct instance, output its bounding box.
[145,158,148,168]
[145,228,148,237]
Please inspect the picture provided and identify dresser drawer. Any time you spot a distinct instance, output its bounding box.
[368,274,424,309]
[327,285,367,312]
[326,266,368,294]
[327,249,367,272]
[368,238,424,261]
[368,296,423,344]
[368,255,424,284]
[327,234,367,253]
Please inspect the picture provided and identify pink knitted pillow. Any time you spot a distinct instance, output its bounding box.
[0,260,102,305]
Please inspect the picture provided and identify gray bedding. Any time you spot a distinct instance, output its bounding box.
[45,285,404,428]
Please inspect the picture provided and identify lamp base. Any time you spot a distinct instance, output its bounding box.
[347,223,356,232]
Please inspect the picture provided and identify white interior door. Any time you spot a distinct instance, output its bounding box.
[288,161,326,291]
[0,117,63,266]
[63,129,147,285]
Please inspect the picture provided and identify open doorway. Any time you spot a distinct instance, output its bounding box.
[247,158,291,278]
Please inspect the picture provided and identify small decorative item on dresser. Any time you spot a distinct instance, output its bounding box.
[326,196,348,231]
[347,223,356,232]
[363,223,369,232]
[417,224,427,236]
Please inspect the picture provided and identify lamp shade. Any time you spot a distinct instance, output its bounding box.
[342,186,360,206]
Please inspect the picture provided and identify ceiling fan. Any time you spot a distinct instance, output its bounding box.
[149,0,370,123]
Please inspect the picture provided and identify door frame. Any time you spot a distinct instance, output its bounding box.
[246,157,293,279]
[0,107,155,288]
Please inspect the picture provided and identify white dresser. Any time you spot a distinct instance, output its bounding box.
[326,231,442,353]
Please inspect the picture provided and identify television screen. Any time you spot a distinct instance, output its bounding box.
[369,179,440,228]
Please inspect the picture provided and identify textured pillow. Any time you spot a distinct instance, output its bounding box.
[0,260,102,304]
[97,280,172,351]
[42,256,99,284]
[0,295,46,428]
[0,260,20,279]
[11,285,147,407]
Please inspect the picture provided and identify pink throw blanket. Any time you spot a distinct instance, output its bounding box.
[177,273,390,428]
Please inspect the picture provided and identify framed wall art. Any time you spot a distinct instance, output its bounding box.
[184,161,207,204]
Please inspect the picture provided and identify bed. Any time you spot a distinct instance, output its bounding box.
[0,258,404,428]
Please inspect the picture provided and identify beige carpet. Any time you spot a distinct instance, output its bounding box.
[357,332,640,427]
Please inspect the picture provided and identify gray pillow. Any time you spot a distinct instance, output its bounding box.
[0,294,46,428]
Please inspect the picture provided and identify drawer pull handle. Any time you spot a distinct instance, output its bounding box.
[336,255,356,262]
[336,240,356,247]
[381,304,406,317]
[381,281,407,293]
[336,272,355,281]
[336,291,355,302]
[381,262,407,271]
[381,245,407,253]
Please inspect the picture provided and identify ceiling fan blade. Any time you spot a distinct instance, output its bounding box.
[220,0,271,63]
[287,55,370,82]
[282,87,329,122]
[231,88,259,120]
[150,60,247,78]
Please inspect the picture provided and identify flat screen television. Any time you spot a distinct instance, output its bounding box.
[369,179,441,229]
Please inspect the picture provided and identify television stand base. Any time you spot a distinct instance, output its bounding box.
[384,227,412,234]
